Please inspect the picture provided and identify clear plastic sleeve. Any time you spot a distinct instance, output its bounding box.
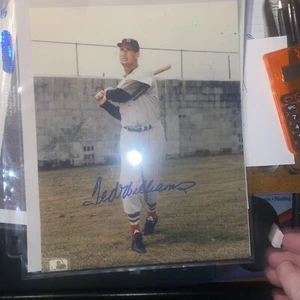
[1,0,251,276]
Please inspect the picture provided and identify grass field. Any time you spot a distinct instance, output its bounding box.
[38,155,250,272]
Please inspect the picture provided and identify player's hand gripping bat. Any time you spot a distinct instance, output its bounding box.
[94,64,171,102]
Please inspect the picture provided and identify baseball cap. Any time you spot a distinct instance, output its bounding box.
[117,38,140,52]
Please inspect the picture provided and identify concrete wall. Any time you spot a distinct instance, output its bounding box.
[34,77,242,169]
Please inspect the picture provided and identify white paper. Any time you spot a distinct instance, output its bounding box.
[269,223,284,248]
[243,37,294,167]
[16,0,42,272]
[0,74,9,156]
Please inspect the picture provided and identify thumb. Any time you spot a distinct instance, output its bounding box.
[95,90,104,100]
[277,261,300,300]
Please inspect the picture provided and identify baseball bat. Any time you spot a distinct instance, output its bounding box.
[95,64,171,100]
[153,64,171,75]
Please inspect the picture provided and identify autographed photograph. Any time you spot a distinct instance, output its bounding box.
[28,0,249,271]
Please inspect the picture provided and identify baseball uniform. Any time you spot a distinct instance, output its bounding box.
[102,66,166,215]
[99,38,165,253]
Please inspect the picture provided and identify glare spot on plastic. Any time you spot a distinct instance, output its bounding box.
[8,170,16,178]
[127,150,143,166]
[1,30,13,73]
[0,10,7,18]
[2,169,17,179]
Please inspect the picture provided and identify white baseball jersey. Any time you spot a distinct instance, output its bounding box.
[116,66,166,215]
[117,67,161,128]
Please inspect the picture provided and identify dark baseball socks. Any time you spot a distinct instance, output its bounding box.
[128,203,157,240]
[146,202,157,221]
[128,204,158,253]
[128,212,141,240]
[128,212,146,253]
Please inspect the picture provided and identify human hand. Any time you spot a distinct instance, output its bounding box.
[265,230,300,300]
[95,90,106,105]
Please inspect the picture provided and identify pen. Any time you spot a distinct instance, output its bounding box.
[264,0,279,37]
[287,2,296,44]
[278,0,295,46]
[268,0,281,36]
[289,0,300,44]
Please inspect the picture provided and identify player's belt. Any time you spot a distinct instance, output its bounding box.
[123,124,153,132]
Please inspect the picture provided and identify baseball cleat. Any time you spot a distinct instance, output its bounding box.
[143,216,158,235]
[131,232,146,253]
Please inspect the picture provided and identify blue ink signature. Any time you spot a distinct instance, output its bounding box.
[82,176,196,206]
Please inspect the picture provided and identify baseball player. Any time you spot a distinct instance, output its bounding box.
[95,38,166,253]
